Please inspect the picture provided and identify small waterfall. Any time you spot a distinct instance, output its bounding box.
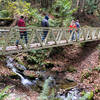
[6,56,36,86]
[6,56,26,70]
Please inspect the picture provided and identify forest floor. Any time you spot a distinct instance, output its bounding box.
[0,41,100,100]
[48,41,100,100]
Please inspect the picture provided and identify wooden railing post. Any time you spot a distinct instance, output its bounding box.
[2,28,13,54]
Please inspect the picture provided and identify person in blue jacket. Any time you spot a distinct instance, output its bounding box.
[75,20,80,40]
[41,15,49,41]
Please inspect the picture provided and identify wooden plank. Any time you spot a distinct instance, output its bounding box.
[56,29,62,41]
[82,28,87,40]
[27,28,35,49]
[35,29,43,47]
[62,28,68,42]
[44,29,51,45]
[57,29,64,44]
[50,29,57,44]
[95,28,99,39]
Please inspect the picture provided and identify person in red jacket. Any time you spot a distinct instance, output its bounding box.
[16,16,28,47]
[68,20,77,40]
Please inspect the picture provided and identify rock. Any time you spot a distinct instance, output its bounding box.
[65,78,75,82]
[27,65,38,70]
[64,75,75,82]
[24,70,38,78]
[66,66,77,73]
[44,62,54,69]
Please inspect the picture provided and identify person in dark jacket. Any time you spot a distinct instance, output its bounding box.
[16,16,28,47]
[41,15,49,41]
[75,20,80,40]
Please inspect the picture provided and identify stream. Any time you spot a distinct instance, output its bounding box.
[57,88,82,100]
[6,56,83,100]
[6,56,38,86]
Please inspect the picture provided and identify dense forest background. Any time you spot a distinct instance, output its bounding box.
[1,0,100,26]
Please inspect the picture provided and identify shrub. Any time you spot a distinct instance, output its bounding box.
[52,0,77,26]
[0,86,11,100]
[38,77,60,100]
[6,0,30,17]
[0,10,10,18]
[79,91,94,100]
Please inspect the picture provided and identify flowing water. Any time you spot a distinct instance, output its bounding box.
[6,56,82,100]
[57,87,82,100]
[6,56,37,86]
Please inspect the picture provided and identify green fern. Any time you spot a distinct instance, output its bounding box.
[38,77,51,100]
[79,91,93,100]
[0,86,11,100]
[52,0,77,26]
[0,10,10,18]
[38,77,60,100]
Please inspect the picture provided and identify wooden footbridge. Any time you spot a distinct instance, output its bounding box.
[0,26,100,55]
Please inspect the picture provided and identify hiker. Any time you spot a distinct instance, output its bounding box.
[41,15,49,41]
[69,20,77,40]
[75,20,80,40]
[16,16,28,47]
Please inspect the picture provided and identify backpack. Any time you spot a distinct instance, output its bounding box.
[41,19,49,27]
[75,22,80,28]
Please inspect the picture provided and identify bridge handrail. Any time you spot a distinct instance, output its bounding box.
[0,26,100,55]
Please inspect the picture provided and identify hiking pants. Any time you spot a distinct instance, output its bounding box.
[42,31,48,41]
[70,30,75,40]
[16,31,28,46]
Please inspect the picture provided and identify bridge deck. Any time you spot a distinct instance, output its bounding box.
[0,27,100,55]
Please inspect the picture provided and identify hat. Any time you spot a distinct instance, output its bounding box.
[20,15,24,19]
[45,15,49,20]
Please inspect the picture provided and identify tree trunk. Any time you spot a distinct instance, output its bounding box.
[41,0,53,8]
[76,0,80,8]
[77,0,85,13]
